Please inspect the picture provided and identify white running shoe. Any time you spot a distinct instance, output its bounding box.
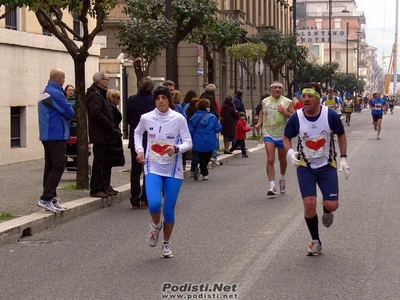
[52,197,67,211]
[147,223,162,247]
[161,242,173,258]
[210,157,220,166]
[279,179,286,194]
[203,175,209,180]
[267,186,277,196]
[306,240,322,256]
[37,200,58,213]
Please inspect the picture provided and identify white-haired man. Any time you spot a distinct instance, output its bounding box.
[255,81,294,196]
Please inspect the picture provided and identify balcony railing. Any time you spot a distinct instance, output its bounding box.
[304,11,365,18]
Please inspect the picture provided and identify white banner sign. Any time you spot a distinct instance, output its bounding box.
[297,30,346,43]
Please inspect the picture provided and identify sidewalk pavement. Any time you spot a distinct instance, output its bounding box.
[0,137,263,245]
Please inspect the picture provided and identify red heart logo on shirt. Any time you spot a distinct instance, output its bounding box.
[151,144,169,156]
[305,139,326,151]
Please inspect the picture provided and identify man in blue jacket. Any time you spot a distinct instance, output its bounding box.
[38,68,75,213]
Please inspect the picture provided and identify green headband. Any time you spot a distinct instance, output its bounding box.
[302,88,320,99]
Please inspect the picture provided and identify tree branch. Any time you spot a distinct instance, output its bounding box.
[80,0,91,40]
[48,5,82,41]
[35,8,78,56]
[0,4,15,20]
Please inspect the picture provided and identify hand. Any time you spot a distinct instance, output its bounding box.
[165,145,175,156]
[255,123,260,129]
[278,105,286,114]
[114,129,122,139]
[287,149,300,167]
[136,152,145,163]
[339,157,350,180]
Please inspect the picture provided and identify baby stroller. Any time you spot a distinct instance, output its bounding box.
[65,119,91,176]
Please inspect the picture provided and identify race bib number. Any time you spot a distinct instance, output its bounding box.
[303,137,328,159]
[149,140,174,164]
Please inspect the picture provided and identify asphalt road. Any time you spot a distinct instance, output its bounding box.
[1,109,400,300]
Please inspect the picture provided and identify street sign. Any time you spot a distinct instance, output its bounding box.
[255,59,264,76]
[197,68,204,76]
[297,29,346,43]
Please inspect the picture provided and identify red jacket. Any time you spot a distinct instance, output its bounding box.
[236,118,251,139]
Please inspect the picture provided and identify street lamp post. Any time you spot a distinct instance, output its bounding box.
[293,0,297,96]
[346,22,349,75]
[328,0,332,87]
[165,0,172,81]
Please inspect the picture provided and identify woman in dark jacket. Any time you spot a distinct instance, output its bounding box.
[220,96,238,154]
[105,89,125,195]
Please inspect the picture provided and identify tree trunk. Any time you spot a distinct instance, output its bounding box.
[205,47,214,84]
[171,43,179,88]
[287,83,293,98]
[250,76,256,137]
[74,59,90,189]
[133,59,145,90]
[272,70,280,81]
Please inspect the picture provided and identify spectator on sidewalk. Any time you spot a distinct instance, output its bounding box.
[201,84,221,165]
[86,71,117,198]
[233,90,245,113]
[230,112,251,158]
[294,96,304,110]
[186,97,200,178]
[64,85,76,116]
[105,89,125,195]
[163,80,177,99]
[232,90,245,148]
[220,96,238,154]
[64,84,77,137]
[37,68,74,213]
[172,90,188,169]
[189,98,222,181]
[172,90,187,118]
[182,90,197,112]
[127,77,156,208]
[201,84,220,118]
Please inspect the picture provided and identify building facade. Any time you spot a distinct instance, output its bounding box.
[0,6,100,165]
[101,0,295,115]
[296,0,374,85]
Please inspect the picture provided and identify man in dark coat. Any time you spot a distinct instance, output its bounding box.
[232,90,245,147]
[233,90,245,113]
[127,77,156,208]
[86,71,119,198]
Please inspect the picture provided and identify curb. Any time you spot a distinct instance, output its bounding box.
[0,144,263,246]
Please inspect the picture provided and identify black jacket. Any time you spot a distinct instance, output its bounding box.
[126,91,156,149]
[86,84,115,144]
[109,101,122,130]
[106,101,125,167]
[201,91,218,118]
[220,101,238,136]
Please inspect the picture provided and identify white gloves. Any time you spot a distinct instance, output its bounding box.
[339,157,350,180]
[287,148,300,167]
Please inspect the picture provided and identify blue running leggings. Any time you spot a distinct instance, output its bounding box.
[145,173,183,223]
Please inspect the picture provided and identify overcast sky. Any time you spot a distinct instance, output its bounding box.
[357,0,398,70]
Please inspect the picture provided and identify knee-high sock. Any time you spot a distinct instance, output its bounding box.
[305,215,320,242]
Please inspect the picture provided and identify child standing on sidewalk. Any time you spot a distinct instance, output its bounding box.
[230,112,252,158]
